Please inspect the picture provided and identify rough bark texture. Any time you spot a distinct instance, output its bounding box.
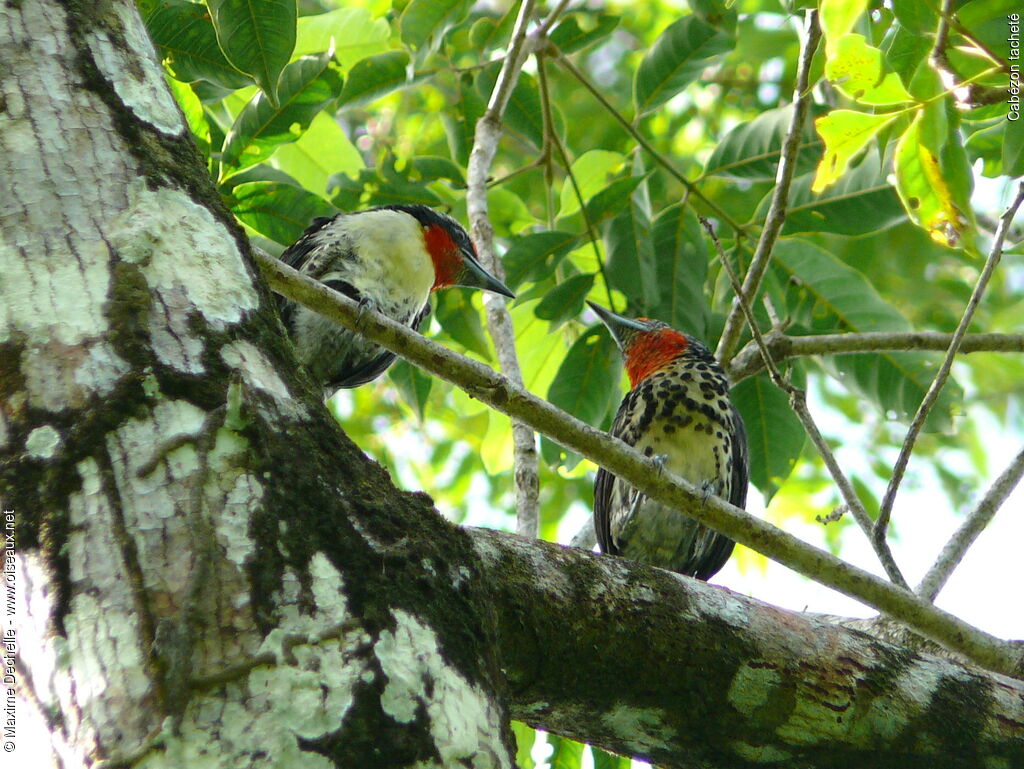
[1,3,512,767]
[2,3,1023,769]
[469,529,1024,768]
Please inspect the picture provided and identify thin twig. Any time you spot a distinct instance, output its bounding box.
[255,248,1023,677]
[702,219,908,588]
[467,0,540,538]
[714,10,821,364]
[536,53,614,309]
[874,182,1024,552]
[728,330,1024,384]
[552,51,744,234]
[916,445,1024,603]
[931,0,1010,108]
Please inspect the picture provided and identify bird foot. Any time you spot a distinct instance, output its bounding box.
[355,296,373,331]
[699,479,717,508]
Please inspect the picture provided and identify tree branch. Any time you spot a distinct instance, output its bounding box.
[469,527,1024,768]
[874,182,1024,552]
[255,249,1024,678]
[727,329,1024,384]
[714,10,821,364]
[702,219,908,588]
[916,444,1024,602]
[467,0,541,538]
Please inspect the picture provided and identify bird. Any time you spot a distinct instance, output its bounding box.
[588,301,748,580]
[277,204,513,392]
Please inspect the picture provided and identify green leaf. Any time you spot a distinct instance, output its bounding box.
[221,50,343,175]
[400,0,474,51]
[634,15,733,117]
[1004,118,1024,176]
[778,151,905,237]
[477,64,545,148]
[890,0,934,33]
[534,273,595,324]
[294,7,390,70]
[365,175,443,209]
[591,746,632,769]
[270,111,363,195]
[143,0,253,90]
[557,150,626,219]
[544,327,619,466]
[894,111,973,249]
[548,734,585,769]
[468,7,519,52]
[825,34,913,105]
[548,13,620,54]
[774,239,959,429]
[503,231,579,289]
[584,176,648,223]
[731,374,805,501]
[511,722,536,769]
[166,76,210,155]
[705,105,825,181]
[605,208,657,309]
[812,109,899,192]
[689,0,738,31]
[337,50,413,110]
[820,0,868,56]
[208,0,296,104]
[964,119,1008,177]
[409,156,466,185]
[230,181,338,245]
[388,359,432,421]
[446,72,487,166]
[883,22,932,87]
[433,290,492,360]
[648,204,708,339]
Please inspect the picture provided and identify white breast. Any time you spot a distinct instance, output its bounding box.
[336,210,436,306]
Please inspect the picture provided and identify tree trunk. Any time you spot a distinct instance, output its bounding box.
[1,3,1022,769]
[1,3,512,766]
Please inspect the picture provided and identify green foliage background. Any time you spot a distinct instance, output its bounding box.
[140,0,1022,763]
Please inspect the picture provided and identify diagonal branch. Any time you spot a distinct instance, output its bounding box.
[916,444,1024,603]
[255,248,1023,678]
[874,182,1024,553]
[727,330,1024,384]
[702,219,908,588]
[466,0,542,538]
[714,10,821,364]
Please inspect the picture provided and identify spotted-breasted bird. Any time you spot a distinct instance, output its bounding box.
[589,301,748,580]
[278,204,513,392]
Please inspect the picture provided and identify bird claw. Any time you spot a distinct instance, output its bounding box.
[699,479,717,508]
[651,453,668,475]
[355,297,373,331]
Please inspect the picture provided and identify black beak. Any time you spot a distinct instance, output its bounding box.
[586,301,648,350]
[457,249,515,298]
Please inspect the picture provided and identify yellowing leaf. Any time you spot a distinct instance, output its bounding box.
[812,110,898,192]
[825,34,913,105]
[894,114,971,248]
[820,0,868,57]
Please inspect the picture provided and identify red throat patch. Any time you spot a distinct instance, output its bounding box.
[423,224,460,289]
[624,328,690,387]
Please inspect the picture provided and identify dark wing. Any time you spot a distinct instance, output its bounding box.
[322,299,431,390]
[280,216,335,270]
[728,406,749,510]
[689,405,747,580]
[276,217,337,327]
[594,390,639,557]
